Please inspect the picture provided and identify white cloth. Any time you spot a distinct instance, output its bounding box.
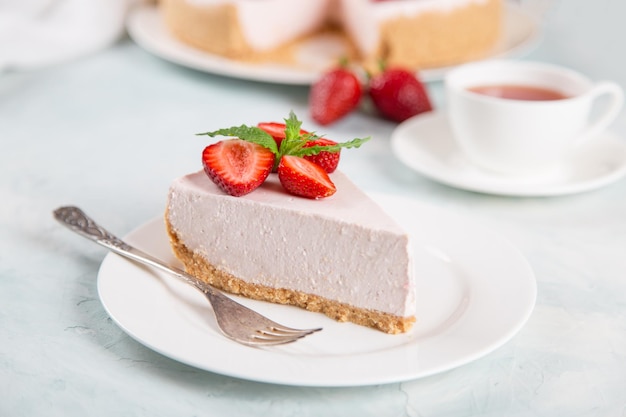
[0,0,136,71]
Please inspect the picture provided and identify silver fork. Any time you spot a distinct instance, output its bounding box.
[53,206,322,347]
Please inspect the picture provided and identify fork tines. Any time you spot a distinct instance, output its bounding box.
[250,326,323,346]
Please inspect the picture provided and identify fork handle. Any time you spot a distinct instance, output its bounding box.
[53,206,216,295]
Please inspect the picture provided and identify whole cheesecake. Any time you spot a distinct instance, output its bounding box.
[160,0,502,70]
[165,170,416,334]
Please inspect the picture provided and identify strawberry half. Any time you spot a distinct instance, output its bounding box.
[277,155,336,199]
[202,139,275,197]
[309,68,362,125]
[257,122,308,149]
[302,138,340,173]
[369,68,433,122]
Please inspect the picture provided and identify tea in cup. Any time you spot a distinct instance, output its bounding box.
[445,60,624,176]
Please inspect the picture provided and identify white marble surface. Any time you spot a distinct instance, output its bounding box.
[2,0,626,415]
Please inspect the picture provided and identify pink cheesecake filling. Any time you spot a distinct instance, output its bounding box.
[166,170,416,319]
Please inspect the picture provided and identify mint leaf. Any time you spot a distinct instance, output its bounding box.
[291,137,371,158]
[197,125,278,154]
[283,111,302,142]
[277,111,306,157]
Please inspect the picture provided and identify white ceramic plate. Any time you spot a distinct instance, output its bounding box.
[97,194,536,387]
[391,112,626,197]
[126,4,541,85]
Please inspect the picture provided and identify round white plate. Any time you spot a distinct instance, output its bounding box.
[126,4,541,85]
[97,194,536,387]
[391,112,626,197]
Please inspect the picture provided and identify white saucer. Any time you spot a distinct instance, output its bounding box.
[126,4,540,85]
[391,112,626,197]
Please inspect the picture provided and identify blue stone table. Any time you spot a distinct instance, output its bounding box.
[2,1,625,415]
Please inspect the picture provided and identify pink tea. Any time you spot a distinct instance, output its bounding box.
[467,84,570,101]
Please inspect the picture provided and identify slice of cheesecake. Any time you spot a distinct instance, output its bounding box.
[165,170,416,334]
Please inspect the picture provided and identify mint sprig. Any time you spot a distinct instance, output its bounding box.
[283,111,303,146]
[278,111,370,160]
[197,125,278,154]
[290,137,369,158]
[197,111,370,170]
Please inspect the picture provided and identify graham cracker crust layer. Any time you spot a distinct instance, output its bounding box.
[374,0,502,70]
[166,220,415,334]
[160,0,355,67]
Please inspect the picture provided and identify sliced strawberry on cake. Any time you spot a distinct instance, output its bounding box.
[277,155,336,199]
[198,111,368,197]
[201,139,275,197]
[302,138,341,173]
[257,122,308,149]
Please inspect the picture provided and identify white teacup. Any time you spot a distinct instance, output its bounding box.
[445,60,624,176]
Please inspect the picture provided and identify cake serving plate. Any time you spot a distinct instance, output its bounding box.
[97,194,537,387]
[126,3,541,85]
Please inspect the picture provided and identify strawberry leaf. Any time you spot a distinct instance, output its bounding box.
[197,125,278,154]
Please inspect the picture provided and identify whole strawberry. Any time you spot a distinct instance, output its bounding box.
[309,68,362,125]
[369,68,432,122]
